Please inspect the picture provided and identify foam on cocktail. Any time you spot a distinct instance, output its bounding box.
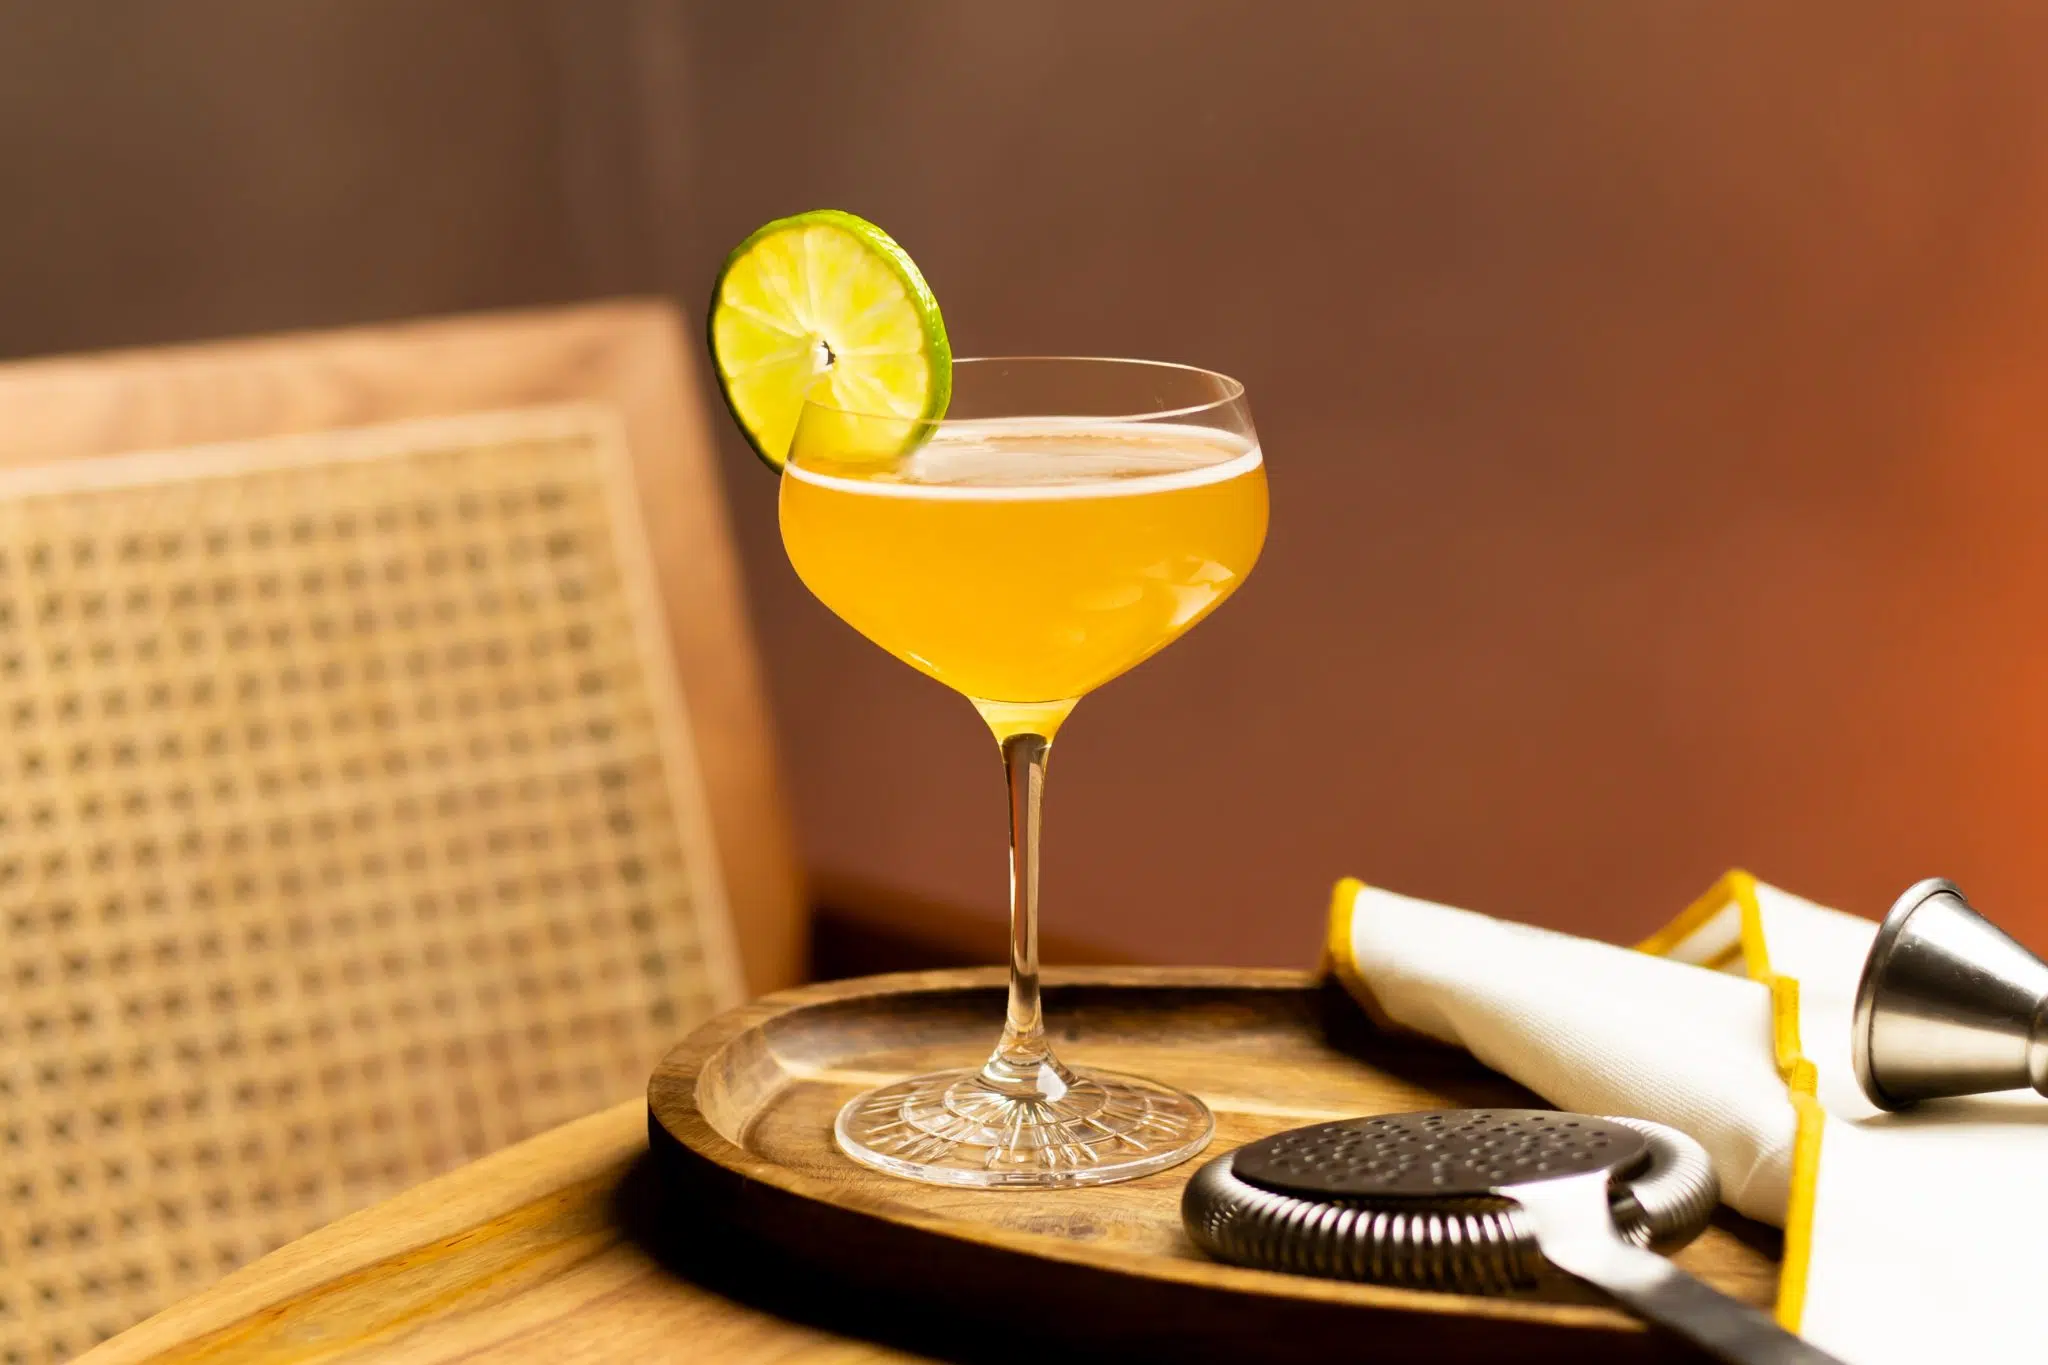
[785,419,1260,498]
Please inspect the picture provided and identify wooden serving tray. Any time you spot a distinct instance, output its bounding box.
[647,967,1780,1361]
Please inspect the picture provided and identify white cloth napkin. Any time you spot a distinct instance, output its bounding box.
[1326,872,2048,1364]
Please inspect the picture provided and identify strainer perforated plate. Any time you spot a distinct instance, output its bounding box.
[1233,1110,1651,1199]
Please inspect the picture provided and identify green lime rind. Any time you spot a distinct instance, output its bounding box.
[706,209,951,471]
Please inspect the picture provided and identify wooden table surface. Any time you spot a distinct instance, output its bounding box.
[76,1100,924,1364]
[76,1085,1711,1365]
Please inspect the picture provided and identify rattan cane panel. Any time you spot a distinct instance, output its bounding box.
[0,409,742,1363]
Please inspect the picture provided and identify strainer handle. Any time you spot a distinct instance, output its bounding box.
[1554,1242,1844,1364]
[1516,1173,1846,1365]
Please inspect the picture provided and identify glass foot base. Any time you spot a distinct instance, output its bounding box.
[834,1066,1214,1188]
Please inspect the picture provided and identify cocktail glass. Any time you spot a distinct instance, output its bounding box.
[780,357,1268,1187]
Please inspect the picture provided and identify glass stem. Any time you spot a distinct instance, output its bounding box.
[979,731,1073,1097]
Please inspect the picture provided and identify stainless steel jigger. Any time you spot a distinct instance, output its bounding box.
[1183,1110,1844,1365]
[1853,877,2048,1109]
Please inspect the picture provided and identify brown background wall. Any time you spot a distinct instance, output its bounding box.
[6,0,2048,968]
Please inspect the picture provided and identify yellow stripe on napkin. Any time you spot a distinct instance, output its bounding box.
[1636,871,1823,1334]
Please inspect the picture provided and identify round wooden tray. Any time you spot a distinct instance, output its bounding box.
[647,967,1779,1361]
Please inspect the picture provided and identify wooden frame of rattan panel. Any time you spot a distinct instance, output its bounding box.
[0,302,805,1363]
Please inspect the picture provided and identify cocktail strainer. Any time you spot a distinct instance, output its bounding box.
[1183,1110,1843,1364]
